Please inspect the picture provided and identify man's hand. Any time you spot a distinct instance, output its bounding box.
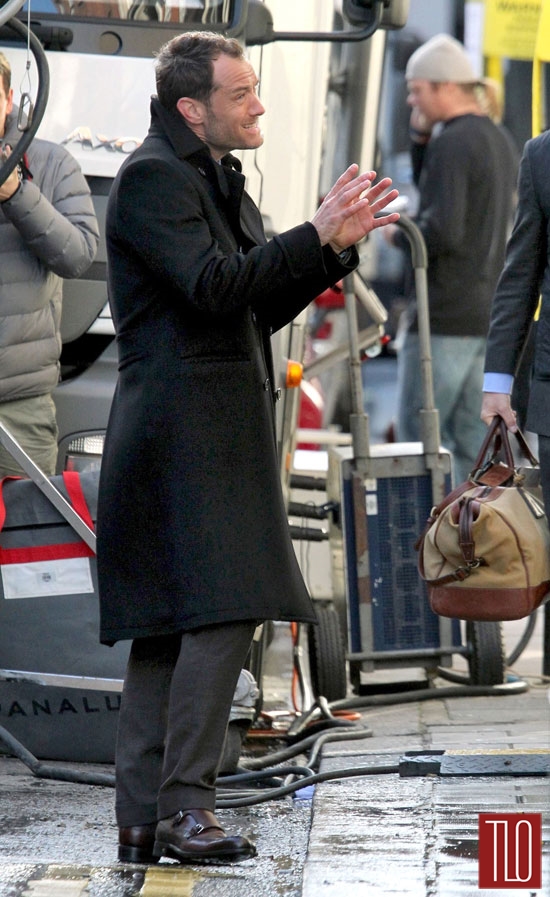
[0,144,21,203]
[409,107,433,143]
[311,164,400,254]
[480,392,518,433]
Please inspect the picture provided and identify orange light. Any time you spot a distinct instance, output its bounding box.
[286,360,303,388]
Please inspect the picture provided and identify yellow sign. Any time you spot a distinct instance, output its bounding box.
[483,0,541,59]
[533,0,550,132]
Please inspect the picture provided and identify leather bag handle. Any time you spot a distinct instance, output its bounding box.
[472,414,538,481]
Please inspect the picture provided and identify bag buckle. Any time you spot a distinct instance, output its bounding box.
[455,558,483,580]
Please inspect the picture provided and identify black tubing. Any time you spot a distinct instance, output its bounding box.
[0,680,529,795]
[0,17,50,182]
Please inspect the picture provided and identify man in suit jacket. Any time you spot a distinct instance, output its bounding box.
[98,30,400,866]
[481,129,550,506]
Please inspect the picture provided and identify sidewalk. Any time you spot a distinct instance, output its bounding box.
[0,616,548,896]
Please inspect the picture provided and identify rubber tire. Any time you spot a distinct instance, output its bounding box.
[466,620,506,685]
[307,603,348,701]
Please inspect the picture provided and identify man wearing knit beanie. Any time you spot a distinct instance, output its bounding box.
[384,33,519,485]
[406,33,481,84]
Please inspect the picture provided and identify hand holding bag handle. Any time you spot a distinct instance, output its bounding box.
[472,415,538,486]
[416,414,539,554]
[417,415,543,586]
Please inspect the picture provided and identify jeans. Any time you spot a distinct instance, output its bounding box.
[396,332,487,485]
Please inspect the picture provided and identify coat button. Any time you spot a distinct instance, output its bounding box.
[263,378,270,391]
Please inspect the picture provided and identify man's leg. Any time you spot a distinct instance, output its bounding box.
[0,394,58,476]
[536,436,550,678]
[158,620,256,817]
[153,620,257,864]
[536,436,550,511]
[446,337,487,484]
[396,330,422,442]
[116,621,256,863]
[116,633,180,828]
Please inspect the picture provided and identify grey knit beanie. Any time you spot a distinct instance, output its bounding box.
[406,34,479,83]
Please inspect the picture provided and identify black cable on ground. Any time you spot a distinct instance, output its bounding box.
[0,678,530,795]
[326,680,528,714]
[240,726,372,771]
[0,723,115,786]
[215,762,401,809]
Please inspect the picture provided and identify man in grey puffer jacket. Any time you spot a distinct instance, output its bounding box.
[0,51,99,476]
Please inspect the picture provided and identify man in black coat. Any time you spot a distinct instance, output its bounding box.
[97,30,400,866]
[482,129,550,505]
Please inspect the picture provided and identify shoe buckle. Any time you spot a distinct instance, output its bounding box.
[187,823,204,839]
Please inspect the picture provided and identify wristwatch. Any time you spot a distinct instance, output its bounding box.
[337,247,354,265]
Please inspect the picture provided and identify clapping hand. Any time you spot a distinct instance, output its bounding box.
[311,164,400,254]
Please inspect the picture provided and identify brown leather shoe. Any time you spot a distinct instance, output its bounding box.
[118,822,159,864]
[153,809,256,864]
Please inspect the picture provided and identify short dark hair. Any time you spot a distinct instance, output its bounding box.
[155,31,244,112]
[0,52,11,97]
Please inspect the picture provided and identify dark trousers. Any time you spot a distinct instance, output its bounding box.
[537,436,550,676]
[115,621,256,827]
[537,435,550,512]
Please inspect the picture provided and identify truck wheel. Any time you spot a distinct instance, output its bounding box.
[466,620,505,685]
[307,603,348,701]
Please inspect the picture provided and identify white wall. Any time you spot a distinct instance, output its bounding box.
[238,1,333,233]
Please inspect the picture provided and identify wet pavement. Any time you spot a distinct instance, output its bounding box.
[0,354,549,895]
[0,614,548,897]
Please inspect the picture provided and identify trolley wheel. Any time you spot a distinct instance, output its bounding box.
[307,602,348,701]
[466,620,505,685]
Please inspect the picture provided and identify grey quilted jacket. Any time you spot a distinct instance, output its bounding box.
[0,108,99,402]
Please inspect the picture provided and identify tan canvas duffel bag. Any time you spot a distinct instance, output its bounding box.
[416,416,550,621]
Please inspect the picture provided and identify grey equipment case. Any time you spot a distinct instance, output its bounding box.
[0,423,129,762]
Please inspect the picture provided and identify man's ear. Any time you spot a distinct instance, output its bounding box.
[176,96,204,126]
[6,87,13,116]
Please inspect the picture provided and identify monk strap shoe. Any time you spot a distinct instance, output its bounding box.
[153,808,256,864]
[118,823,159,864]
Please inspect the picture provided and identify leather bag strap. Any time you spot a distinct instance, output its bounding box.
[418,493,487,586]
[472,415,539,485]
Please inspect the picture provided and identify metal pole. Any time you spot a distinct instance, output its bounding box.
[343,273,371,462]
[0,422,96,552]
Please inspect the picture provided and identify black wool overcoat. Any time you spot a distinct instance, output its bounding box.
[97,99,357,644]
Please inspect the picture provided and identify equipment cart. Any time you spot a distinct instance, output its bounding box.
[310,216,506,694]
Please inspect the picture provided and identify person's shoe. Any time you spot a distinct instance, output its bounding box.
[118,823,159,864]
[153,808,256,865]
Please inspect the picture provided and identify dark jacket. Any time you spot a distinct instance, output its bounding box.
[0,108,99,402]
[397,113,518,336]
[484,129,550,436]
[97,99,357,644]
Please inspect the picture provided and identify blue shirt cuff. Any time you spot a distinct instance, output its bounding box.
[483,372,514,394]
